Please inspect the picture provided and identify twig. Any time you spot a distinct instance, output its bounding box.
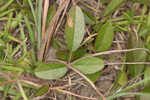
[105,62,150,65]
[83,48,148,58]
[51,88,97,100]
[47,58,106,100]
[130,25,139,41]
[21,80,41,88]
[32,95,47,100]
[67,64,106,100]
[0,72,42,88]
[80,33,97,47]
[0,79,41,88]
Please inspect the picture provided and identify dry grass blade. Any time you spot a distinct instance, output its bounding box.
[50,88,97,100]
[0,80,16,87]
[32,95,47,100]
[38,0,70,61]
[0,72,44,88]
[129,25,139,41]
[105,62,150,65]
[83,48,148,58]
[0,72,11,80]
[80,33,97,47]
[47,58,106,100]
[0,79,41,88]
[45,0,70,59]
[20,80,41,88]
[41,0,49,41]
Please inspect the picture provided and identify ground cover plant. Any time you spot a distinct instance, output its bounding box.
[0,0,150,100]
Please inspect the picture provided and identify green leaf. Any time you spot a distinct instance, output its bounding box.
[140,95,150,100]
[140,84,150,100]
[46,4,56,27]
[94,21,114,52]
[35,85,49,96]
[147,11,150,27]
[141,70,150,99]
[104,0,124,16]
[10,12,22,30]
[86,71,101,83]
[35,62,68,80]
[65,5,85,52]
[126,33,147,77]
[0,39,5,47]
[72,57,104,74]
[107,92,150,100]
[140,11,150,38]
[122,11,134,26]
[82,8,96,25]
[117,71,127,86]
[56,51,68,61]
[56,47,86,61]
[144,66,150,87]
[0,0,14,12]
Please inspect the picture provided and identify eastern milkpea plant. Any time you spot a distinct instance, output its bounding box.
[35,5,107,81]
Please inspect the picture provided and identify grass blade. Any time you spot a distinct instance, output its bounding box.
[107,92,150,100]
[24,16,36,63]
[0,0,14,12]
[17,81,28,100]
[119,77,150,93]
[36,0,43,49]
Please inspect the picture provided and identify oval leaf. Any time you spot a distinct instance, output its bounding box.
[35,62,68,80]
[66,5,85,52]
[72,57,104,74]
[94,21,114,52]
